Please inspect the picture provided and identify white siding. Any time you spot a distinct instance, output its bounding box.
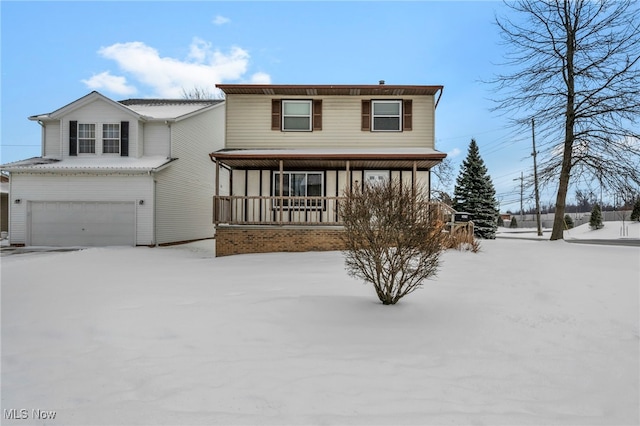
[43,121,61,158]
[60,98,140,158]
[154,104,225,244]
[225,95,435,150]
[9,173,154,245]
[143,122,170,157]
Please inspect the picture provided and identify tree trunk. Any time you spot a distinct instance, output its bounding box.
[550,2,576,241]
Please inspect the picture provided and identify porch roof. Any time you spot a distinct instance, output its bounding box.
[209,148,447,170]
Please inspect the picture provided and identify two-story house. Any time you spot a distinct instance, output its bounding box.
[1,91,225,247]
[210,83,448,256]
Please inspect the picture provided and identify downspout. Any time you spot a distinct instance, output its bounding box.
[434,87,443,110]
[153,175,158,247]
[37,121,45,156]
[143,168,159,247]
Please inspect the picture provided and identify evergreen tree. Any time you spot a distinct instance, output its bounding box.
[564,215,574,229]
[453,139,499,239]
[589,204,604,230]
[497,216,504,227]
[631,199,640,222]
[509,217,518,228]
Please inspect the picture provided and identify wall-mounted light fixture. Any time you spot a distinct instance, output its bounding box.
[14,199,21,204]
[139,200,144,205]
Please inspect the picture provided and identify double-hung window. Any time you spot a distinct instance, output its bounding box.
[273,171,323,208]
[282,100,312,131]
[78,124,96,153]
[372,100,402,131]
[102,123,121,154]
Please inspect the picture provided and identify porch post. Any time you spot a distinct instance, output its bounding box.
[214,159,220,224]
[279,159,284,223]
[345,160,351,193]
[412,160,417,197]
[215,160,220,197]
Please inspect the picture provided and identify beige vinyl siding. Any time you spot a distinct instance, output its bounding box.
[143,122,170,157]
[8,173,154,245]
[43,122,61,158]
[154,104,224,244]
[61,98,139,158]
[225,95,435,150]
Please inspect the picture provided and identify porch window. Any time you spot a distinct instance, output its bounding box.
[78,123,96,153]
[273,171,324,208]
[102,123,121,154]
[372,100,402,131]
[282,100,312,131]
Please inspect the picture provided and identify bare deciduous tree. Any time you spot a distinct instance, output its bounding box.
[181,86,224,100]
[339,179,447,305]
[490,0,640,240]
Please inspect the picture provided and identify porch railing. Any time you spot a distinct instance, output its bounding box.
[213,195,456,226]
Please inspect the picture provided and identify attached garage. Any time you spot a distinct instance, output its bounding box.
[29,201,136,247]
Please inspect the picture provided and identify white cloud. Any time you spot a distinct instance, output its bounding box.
[447,147,462,158]
[212,15,230,25]
[88,38,269,98]
[249,72,271,84]
[81,71,137,96]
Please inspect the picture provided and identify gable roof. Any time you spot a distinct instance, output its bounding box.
[28,91,224,122]
[217,83,444,108]
[29,91,140,121]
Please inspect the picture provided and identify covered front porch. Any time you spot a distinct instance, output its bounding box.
[209,148,453,256]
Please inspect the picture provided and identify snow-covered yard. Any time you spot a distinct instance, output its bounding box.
[1,223,639,425]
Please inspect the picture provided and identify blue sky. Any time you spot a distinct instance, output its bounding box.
[2,1,544,212]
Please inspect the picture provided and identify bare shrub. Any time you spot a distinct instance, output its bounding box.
[339,179,447,305]
[444,223,481,253]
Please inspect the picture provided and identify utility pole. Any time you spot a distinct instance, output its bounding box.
[532,118,543,236]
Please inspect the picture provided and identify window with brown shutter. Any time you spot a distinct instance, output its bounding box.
[403,100,412,131]
[361,100,371,131]
[271,99,281,130]
[313,100,322,130]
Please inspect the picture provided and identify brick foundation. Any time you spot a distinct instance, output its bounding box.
[215,225,346,257]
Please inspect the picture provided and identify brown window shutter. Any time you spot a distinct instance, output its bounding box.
[313,100,322,130]
[271,99,281,130]
[361,100,371,131]
[403,100,412,131]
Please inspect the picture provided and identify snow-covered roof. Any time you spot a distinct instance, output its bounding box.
[213,147,445,156]
[119,99,224,120]
[0,156,174,173]
[210,148,447,169]
[29,92,224,122]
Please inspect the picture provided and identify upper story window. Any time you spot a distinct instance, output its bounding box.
[102,123,121,154]
[272,99,322,131]
[361,100,412,132]
[78,124,96,153]
[372,100,402,131]
[282,100,312,131]
[69,121,129,157]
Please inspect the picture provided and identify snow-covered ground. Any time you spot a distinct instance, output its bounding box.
[498,220,640,240]
[1,231,638,425]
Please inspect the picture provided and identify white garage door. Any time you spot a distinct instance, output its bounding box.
[30,201,135,247]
